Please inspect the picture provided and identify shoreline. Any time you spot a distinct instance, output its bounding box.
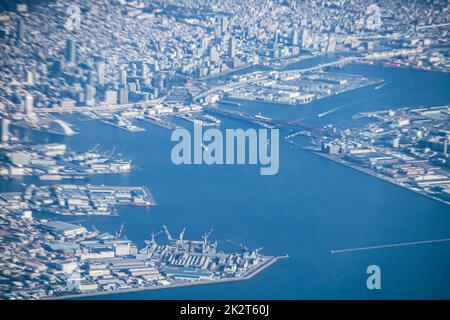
[305,148,450,206]
[45,255,288,300]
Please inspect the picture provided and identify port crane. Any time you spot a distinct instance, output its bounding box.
[89,144,100,153]
[91,224,100,234]
[109,145,117,158]
[115,222,125,238]
[201,229,216,254]
[142,230,162,255]
[226,239,249,253]
[202,229,213,246]
[151,230,162,243]
[163,225,173,242]
[250,247,264,259]
[178,227,186,243]
[145,230,162,246]
[254,247,263,254]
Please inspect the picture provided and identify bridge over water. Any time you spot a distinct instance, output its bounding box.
[204,106,325,135]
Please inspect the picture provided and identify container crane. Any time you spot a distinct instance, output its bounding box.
[115,222,125,238]
[202,228,213,246]
[226,239,249,252]
[178,227,186,243]
[163,225,173,242]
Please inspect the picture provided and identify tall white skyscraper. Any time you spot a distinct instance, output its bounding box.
[26,70,34,85]
[96,61,106,86]
[85,85,96,106]
[25,94,34,115]
[273,32,279,60]
[141,61,149,80]
[1,118,10,142]
[119,67,127,86]
[201,38,209,56]
[119,86,128,105]
[301,29,309,48]
[221,16,228,33]
[292,30,299,46]
[105,90,118,105]
[228,36,236,58]
[327,34,336,52]
[209,46,220,64]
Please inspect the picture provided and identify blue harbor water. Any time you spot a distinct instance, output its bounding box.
[3,63,450,299]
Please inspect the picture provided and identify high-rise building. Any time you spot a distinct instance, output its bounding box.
[141,62,148,80]
[53,59,64,73]
[25,94,33,115]
[96,61,105,86]
[153,87,159,98]
[87,71,95,86]
[85,85,96,106]
[273,32,279,60]
[221,16,228,33]
[105,90,118,105]
[153,62,159,72]
[1,118,10,142]
[118,86,128,105]
[26,70,33,85]
[300,29,309,48]
[292,30,299,46]
[392,136,400,149]
[209,46,220,64]
[228,36,236,58]
[214,24,221,37]
[16,18,24,42]
[65,39,76,64]
[201,38,209,56]
[119,67,127,86]
[327,34,336,52]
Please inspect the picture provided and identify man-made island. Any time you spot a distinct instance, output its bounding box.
[303,105,450,206]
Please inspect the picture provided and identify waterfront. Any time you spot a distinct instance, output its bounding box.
[2,63,450,299]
